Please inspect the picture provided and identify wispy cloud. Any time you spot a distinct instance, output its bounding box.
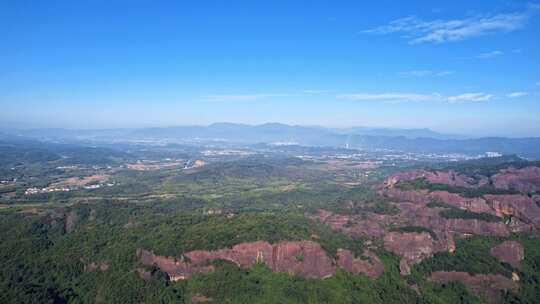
[303,90,328,94]
[507,91,528,98]
[337,93,443,103]
[398,70,454,77]
[338,92,494,103]
[202,94,288,102]
[476,50,503,59]
[447,93,493,103]
[362,10,532,44]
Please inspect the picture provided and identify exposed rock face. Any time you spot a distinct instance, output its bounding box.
[382,188,431,205]
[191,295,212,303]
[485,194,540,228]
[85,262,109,272]
[137,248,214,281]
[384,190,510,237]
[307,209,386,238]
[429,271,518,304]
[385,169,486,189]
[443,218,509,236]
[430,191,495,215]
[134,268,152,281]
[384,232,440,275]
[137,241,384,281]
[336,249,384,278]
[490,241,524,269]
[492,166,540,193]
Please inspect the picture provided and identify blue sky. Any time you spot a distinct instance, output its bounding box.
[1,0,539,136]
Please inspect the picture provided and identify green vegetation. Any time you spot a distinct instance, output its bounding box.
[395,177,518,198]
[183,252,420,304]
[439,209,502,222]
[411,235,540,303]
[2,143,540,303]
[425,199,454,209]
[412,236,513,279]
[390,226,438,240]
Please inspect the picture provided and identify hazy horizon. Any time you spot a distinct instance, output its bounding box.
[2,1,539,137]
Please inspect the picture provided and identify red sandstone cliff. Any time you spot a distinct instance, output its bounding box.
[137,241,384,281]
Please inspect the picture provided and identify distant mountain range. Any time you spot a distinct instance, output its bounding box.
[2,123,540,159]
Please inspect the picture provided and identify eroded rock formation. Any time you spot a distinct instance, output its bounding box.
[490,241,524,269]
[384,169,487,189]
[384,232,441,275]
[336,249,384,278]
[485,194,540,229]
[491,166,540,193]
[429,271,518,304]
[137,241,384,281]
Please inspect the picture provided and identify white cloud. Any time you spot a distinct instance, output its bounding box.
[447,93,493,103]
[398,70,454,77]
[303,90,328,94]
[337,93,443,103]
[435,71,455,76]
[362,11,530,44]
[476,50,503,59]
[338,92,495,103]
[507,91,528,98]
[202,94,287,102]
[339,92,495,103]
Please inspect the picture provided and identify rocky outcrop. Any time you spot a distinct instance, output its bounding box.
[137,241,384,281]
[443,218,509,236]
[307,209,387,238]
[383,188,431,205]
[492,166,540,193]
[336,249,384,278]
[430,191,495,215]
[191,295,212,303]
[429,271,518,304]
[385,169,486,189]
[490,241,524,269]
[384,232,443,275]
[485,194,540,228]
[137,248,214,281]
[85,261,109,272]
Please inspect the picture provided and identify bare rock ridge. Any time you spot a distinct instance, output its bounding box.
[384,169,487,189]
[490,241,524,269]
[429,271,518,304]
[384,166,540,193]
[309,202,508,275]
[384,232,441,276]
[492,166,540,193]
[136,241,384,281]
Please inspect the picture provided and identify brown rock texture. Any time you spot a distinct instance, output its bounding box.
[336,249,384,278]
[137,241,384,281]
[137,248,214,281]
[191,295,212,303]
[490,241,524,269]
[429,271,518,304]
[385,169,486,189]
[307,209,387,238]
[384,232,440,275]
[430,191,495,215]
[485,194,540,228]
[491,166,540,193]
[85,262,109,272]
